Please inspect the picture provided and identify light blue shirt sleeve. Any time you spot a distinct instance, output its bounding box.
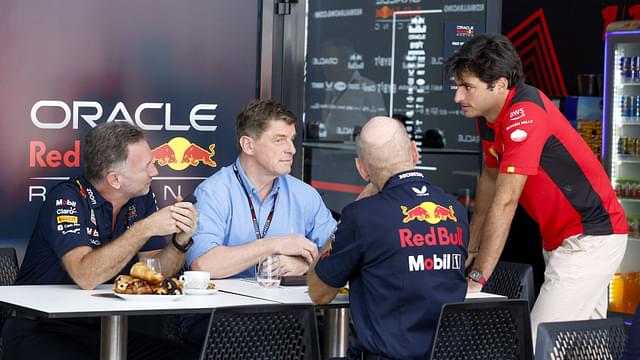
[303,186,337,248]
[186,178,230,267]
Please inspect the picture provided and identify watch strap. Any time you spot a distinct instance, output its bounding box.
[171,234,193,253]
[469,269,488,286]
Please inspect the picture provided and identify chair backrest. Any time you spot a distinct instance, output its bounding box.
[483,261,536,310]
[200,304,320,360]
[429,299,533,360]
[0,247,19,359]
[0,248,18,286]
[535,318,627,360]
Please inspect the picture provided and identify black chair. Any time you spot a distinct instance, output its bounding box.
[483,261,536,310]
[200,304,320,360]
[429,299,533,360]
[0,248,18,286]
[0,247,19,360]
[535,318,627,360]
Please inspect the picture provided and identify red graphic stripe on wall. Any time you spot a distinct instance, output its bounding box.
[311,180,365,194]
[507,8,567,96]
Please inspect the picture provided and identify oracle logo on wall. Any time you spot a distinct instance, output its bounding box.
[0,0,261,244]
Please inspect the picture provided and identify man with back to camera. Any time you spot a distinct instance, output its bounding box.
[1,122,198,360]
[445,33,627,342]
[308,117,469,360]
[181,98,337,346]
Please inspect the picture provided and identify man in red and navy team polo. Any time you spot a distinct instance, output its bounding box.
[445,33,627,343]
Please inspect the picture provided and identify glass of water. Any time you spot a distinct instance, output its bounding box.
[256,255,281,288]
[142,257,162,275]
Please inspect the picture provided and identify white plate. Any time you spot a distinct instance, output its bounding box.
[185,288,218,296]
[114,293,185,302]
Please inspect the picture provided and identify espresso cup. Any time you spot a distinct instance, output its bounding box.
[179,271,210,289]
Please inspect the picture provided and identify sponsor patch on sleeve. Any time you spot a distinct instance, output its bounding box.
[506,166,516,173]
[509,107,525,121]
[509,129,528,142]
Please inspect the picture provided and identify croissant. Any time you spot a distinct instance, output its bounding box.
[131,279,154,294]
[113,275,135,294]
[130,261,164,284]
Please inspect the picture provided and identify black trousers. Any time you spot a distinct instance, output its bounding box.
[2,316,198,360]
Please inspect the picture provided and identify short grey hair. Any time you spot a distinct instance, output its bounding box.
[83,122,145,183]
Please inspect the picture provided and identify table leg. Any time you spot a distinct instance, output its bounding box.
[100,315,128,360]
[323,308,349,359]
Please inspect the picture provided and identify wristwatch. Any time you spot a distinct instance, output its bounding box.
[468,269,487,286]
[172,234,193,253]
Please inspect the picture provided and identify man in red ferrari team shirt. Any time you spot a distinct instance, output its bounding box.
[445,33,628,343]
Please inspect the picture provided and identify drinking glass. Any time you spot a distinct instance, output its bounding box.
[256,255,281,288]
[143,257,162,275]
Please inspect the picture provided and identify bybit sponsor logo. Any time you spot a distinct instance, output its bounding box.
[30,100,218,131]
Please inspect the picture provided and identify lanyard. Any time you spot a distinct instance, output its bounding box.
[233,164,278,239]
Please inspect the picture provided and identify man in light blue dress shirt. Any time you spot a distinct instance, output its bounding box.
[187,99,337,278]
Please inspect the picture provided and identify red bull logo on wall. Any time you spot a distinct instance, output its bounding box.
[152,137,216,171]
[400,202,457,224]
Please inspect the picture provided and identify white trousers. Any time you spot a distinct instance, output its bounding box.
[530,233,627,346]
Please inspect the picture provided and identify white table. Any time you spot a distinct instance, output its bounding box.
[0,284,273,360]
[215,278,349,305]
[215,278,506,358]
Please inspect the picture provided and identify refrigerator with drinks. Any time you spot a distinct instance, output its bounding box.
[603,20,640,314]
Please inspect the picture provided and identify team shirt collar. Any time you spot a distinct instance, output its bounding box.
[485,86,518,129]
[75,175,106,209]
[382,170,425,191]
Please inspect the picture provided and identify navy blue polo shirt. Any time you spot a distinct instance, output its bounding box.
[314,170,468,360]
[17,176,166,285]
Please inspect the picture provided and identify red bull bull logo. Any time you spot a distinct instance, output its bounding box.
[376,6,393,18]
[400,202,457,224]
[151,137,216,170]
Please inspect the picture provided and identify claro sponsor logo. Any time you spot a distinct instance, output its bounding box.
[30,100,218,131]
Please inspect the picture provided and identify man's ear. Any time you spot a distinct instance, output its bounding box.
[492,77,509,91]
[355,157,370,182]
[239,135,254,155]
[410,140,420,165]
[106,171,121,190]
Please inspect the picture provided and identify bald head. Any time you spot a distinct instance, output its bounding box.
[355,116,416,188]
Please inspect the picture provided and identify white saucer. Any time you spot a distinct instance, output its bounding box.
[185,288,218,295]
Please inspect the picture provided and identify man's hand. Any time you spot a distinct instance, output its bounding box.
[467,278,483,293]
[138,206,182,237]
[271,235,318,264]
[277,255,310,276]
[171,201,198,245]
